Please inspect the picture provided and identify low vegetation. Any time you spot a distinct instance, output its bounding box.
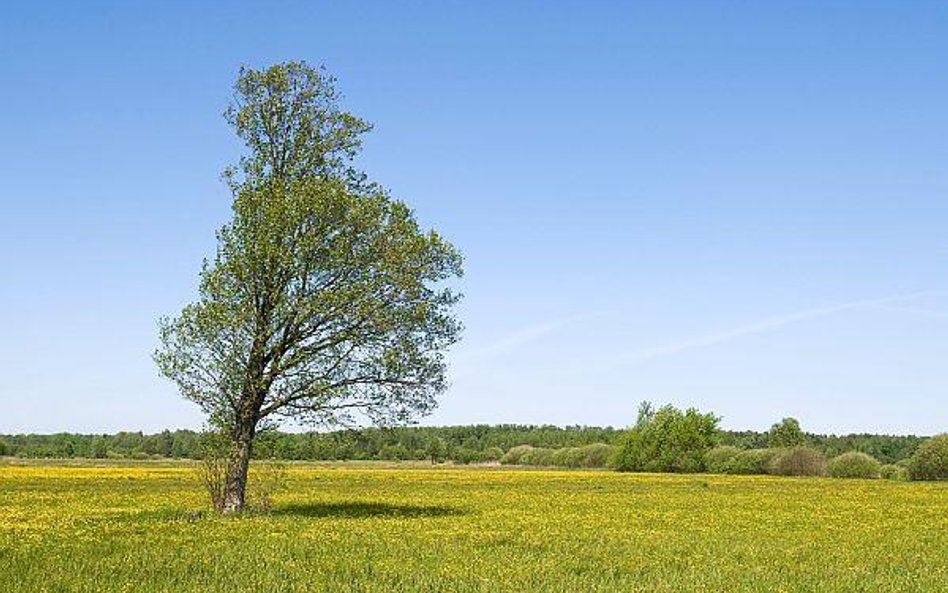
[769,446,827,477]
[500,443,614,468]
[880,464,909,481]
[3,410,945,483]
[3,461,948,592]
[828,451,882,479]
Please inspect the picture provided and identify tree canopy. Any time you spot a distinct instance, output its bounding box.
[611,402,721,473]
[155,62,462,512]
[767,417,806,448]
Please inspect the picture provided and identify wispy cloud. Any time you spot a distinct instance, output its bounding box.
[864,303,948,320]
[595,290,946,369]
[451,312,597,377]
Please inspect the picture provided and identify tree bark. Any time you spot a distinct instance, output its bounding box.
[221,420,256,514]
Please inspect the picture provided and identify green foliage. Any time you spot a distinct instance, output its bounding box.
[880,464,909,481]
[725,449,777,475]
[576,443,614,468]
[0,425,622,464]
[767,418,806,448]
[482,447,504,462]
[0,438,8,456]
[551,447,584,468]
[769,446,826,477]
[223,62,372,186]
[153,62,463,511]
[611,403,720,473]
[519,447,556,466]
[197,430,233,513]
[719,431,923,464]
[500,445,534,465]
[705,446,741,474]
[453,448,481,465]
[827,451,881,479]
[501,443,613,468]
[0,424,927,473]
[426,437,449,463]
[908,434,948,481]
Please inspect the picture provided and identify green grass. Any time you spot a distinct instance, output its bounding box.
[2,460,948,592]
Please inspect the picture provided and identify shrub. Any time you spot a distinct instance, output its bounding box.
[520,447,555,466]
[725,449,777,475]
[769,446,826,477]
[197,430,232,513]
[482,447,504,462]
[577,443,614,468]
[500,445,534,465]
[0,438,8,456]
[551,447,584,468]
[827,451,881,479]
[453,448,480,465]
[611,402,720,473]
[705,446,741,473]
[880,464,909,481]
[908,434,948,481]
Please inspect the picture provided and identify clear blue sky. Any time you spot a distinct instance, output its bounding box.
[1,1,946,435]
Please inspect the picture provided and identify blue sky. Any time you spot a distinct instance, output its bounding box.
[1,1,946,435]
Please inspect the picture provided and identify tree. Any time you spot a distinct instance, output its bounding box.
[426,437,448,464]
[767,417,806,448]
[155,62,463,513]
[908,434,948,481]
[611,402,720,473]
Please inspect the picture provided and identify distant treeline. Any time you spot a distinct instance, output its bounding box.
[0,425,927,465]
[717,431,925,464]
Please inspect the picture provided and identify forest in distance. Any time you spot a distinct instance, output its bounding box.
[0,422,928,466]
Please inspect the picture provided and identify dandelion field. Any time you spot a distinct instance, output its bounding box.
[2,461,948,592]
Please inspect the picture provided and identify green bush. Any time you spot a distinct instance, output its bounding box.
[500,445,560,466]
[827,451,881,479]
[500,445,534,465]
[611,403,720,473]
[551,447,584,468]
[908,434,948,481]
[577,443,614,468]
[533,444,616,468]
[725,449,777,475]
[0,438,8,456]
[520,447,555,466]
[770,446,826,477]
[453,448,480,465]
[705,446,740,473]
[880,464,909,481]
[482,447,504,462]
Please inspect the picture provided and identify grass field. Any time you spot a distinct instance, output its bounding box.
[2,461,948,592]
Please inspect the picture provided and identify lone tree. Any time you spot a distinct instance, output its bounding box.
[155,62,462,513]
[611,402,720,473]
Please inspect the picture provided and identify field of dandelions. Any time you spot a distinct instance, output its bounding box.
[2,460,948,592]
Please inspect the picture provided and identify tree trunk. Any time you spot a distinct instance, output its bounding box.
[221,422,255,514]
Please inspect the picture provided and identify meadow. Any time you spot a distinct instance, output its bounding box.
[2,460,948,592]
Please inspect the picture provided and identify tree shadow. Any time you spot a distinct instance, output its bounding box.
[273,501,466,519]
